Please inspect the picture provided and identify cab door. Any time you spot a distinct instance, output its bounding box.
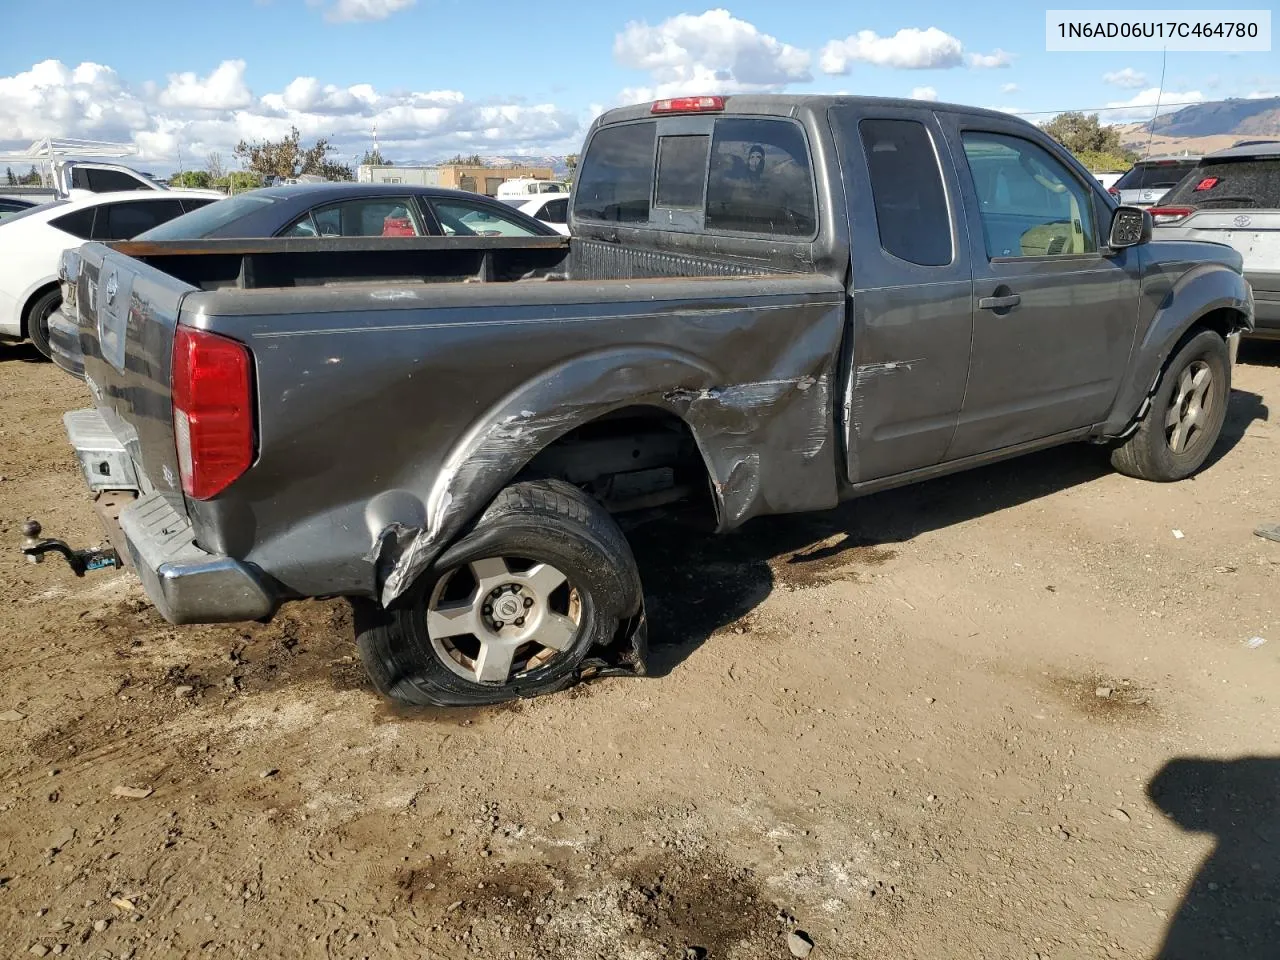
[937,117,1142,459]
[829,105,974,483]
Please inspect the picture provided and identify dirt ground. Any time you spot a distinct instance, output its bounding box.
[0,341,1277,960]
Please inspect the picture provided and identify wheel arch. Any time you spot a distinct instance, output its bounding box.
[371,343,840,607]
[1100,263,1252,438]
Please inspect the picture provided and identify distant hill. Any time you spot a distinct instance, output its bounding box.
[1146,97,1280,137]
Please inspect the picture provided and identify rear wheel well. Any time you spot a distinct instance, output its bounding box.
[20,281,60,340]
[519,406,716,527]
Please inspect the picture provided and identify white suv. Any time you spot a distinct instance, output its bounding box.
[1151,142,1280,339]
[0,190,218,358]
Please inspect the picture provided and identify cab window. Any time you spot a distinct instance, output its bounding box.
[704,118,816,238]
[962,132,1097,259]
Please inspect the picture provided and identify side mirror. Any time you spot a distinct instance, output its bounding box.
[1109,205,1152,249]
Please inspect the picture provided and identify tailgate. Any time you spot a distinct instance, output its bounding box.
[76,241,197,497]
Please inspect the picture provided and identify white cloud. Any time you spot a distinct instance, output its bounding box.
[319,0,415,22]
[1001,82,1019,94]
[614,9,811,102]
[821,28,963,72]
[911,86,939,101]
[159,60,253,110]
[1103,87,1204,123]
[1103,67,1147,89]
[0,58,581,169]
[1246,89,1278,99]
[966,49,1013,69]
[820,28,1012,73]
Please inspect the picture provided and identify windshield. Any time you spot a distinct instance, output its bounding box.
[134,193,273,239]
[1160,156,1280,209]
[1114,160,1199,191]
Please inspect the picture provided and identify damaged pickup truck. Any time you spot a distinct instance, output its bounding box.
[30,95,1253,706]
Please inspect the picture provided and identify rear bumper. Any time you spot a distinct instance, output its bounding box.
[1245,273,1280,338]
[48,309,85,379]
[66,408,277,624]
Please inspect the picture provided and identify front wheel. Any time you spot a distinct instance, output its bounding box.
[1110,329,1230,482]
[354,479,643,707]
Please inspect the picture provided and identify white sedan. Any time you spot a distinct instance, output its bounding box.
[517,194,570,235]
[0,190,218,358]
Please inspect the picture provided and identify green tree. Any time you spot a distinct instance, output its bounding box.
[1039,112,1137,164]
[360,148,389,166]
[20,165,42,185]
[564,153,578,183]
[215,171,263,195]
[234,126,351,181]
[171,170,213,189]
[1073,150,1134,173]
[5,166,14,186]
[445,153,485,166]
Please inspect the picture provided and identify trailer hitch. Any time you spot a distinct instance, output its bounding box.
[21,520,121,577]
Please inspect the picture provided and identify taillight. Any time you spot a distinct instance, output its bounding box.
[1148,206,1194,225]
[172,326,254,500]
[651,95,725,114]
[1108,187,1119,197]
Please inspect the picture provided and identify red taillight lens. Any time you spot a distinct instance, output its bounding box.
[1108,187,1119,197]
[172,326,254,500]
[1148,206,1194,225]
[651,95,725,114]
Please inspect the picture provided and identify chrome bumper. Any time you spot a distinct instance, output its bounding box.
[66,408,277,624]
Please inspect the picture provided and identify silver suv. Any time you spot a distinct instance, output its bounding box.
[1110,155,1202,207]
[1151,142,1280,339]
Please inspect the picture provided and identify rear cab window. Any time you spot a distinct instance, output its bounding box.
[573,114,817,240]
[1160,155,1280,210]
[1114,159,1200,192]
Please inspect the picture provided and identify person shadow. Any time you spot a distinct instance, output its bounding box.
[1147,756,1280,959]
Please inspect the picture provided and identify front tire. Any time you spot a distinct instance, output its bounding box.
[26,288,60,361]
[354,479,642,707]
[1111,329,1230,482]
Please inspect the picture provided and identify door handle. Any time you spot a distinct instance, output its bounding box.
[978,294,1021,311]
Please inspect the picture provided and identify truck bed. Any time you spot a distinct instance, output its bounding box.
[64,235,845,617]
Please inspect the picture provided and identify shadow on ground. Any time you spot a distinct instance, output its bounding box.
[631,388,1266,677]
[1238,339,1280,367]
[0,343,46,364]
[1148,756,1280,959]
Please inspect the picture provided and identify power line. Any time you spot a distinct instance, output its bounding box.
[1144,48,1169,158]
[1007,98,1207,117]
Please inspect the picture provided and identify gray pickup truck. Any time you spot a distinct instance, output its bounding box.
[30,94,1253,707]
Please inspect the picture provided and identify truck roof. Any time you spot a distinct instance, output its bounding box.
[593,93,1041,129]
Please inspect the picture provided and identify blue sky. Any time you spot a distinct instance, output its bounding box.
[0,0,1274,168]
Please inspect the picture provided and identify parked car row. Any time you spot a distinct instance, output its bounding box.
[19,93,1261,709]
[0,184,557,360]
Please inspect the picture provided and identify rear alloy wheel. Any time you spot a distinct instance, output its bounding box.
[1111,328,1230,482]
[25,288,60,361]
[426,556,581,685]
[354,479,643,707]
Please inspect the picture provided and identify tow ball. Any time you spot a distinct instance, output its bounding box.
[21,520,122,577]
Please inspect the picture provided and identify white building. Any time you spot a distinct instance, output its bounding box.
[357,164,441,187]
